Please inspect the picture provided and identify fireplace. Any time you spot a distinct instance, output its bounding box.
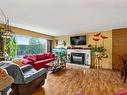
[71,53,85,65]
[67,49,91,68]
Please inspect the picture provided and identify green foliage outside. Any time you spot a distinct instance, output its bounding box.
[25,37,44,54]
[6,37,18,59]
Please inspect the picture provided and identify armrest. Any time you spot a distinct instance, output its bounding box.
[23,67,47,83]
[21,64,33,73]
[2,63,25,84]
[37,68,48,78]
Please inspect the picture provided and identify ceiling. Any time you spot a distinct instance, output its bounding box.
[0,0,127,36]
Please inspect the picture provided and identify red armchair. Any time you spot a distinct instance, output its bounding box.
[22,52,55,70]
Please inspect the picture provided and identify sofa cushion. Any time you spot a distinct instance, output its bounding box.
[45,52,54,58]
[27,55,37,62]
[22,59,33,65]
[49,53,54,58]
[34,58,54,65]
[23,55,28,59]
[48,58,54,61]
[36,54,46,61]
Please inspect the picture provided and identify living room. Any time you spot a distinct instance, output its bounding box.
[0,0,127,95]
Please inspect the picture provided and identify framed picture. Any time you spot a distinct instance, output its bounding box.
[56,40,66,46]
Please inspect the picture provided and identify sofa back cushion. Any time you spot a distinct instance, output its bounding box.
[35,54,46,61]
[45,52,54,58]
[22,59,33,65]
[27,55,37,62]
[23,55,28,59]
[23,52,54,62]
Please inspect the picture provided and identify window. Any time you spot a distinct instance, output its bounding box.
[16,35,47,57]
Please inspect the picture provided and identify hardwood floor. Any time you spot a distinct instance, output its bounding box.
[32,65,127,95]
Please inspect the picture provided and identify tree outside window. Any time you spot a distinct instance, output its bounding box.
[16,35,47,57]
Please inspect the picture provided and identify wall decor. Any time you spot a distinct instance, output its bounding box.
[56,40,66,47]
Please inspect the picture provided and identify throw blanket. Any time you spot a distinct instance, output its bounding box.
[0,61,24,84]
[0,67,14,91]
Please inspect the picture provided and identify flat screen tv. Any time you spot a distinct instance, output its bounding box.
[70,35,86,45]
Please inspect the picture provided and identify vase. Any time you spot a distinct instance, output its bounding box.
[94,52,102,69]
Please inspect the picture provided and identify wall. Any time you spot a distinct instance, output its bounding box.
[11,26,54,40]
[54,31,112,69]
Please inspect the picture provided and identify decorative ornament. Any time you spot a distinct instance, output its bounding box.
[94,32,101,36]
[93,37,100,41]
[100,35,108,39]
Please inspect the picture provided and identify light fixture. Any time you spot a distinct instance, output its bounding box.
[0,8,15,59]
[0,8,13,38]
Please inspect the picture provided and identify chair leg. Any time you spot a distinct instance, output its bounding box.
[121,71,124,79]
[124,75,126,83]
[37,79,45,88]
[11,84,20,95]
[124,70,127,83]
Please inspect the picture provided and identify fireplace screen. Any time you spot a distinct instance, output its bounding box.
[71,53,85,65]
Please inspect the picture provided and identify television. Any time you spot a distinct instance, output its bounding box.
[70,35,86,45]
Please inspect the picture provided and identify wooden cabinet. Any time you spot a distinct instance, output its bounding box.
[112,28,127,69]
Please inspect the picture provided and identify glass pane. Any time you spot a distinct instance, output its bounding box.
[15,35,47,57]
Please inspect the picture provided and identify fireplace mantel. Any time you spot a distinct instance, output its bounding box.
[67,48,91,68]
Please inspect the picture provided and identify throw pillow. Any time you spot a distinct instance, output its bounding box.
[12,58,24,67]
[27,56,37,62]
[22,59,33,65]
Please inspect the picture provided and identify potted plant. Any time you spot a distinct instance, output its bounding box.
[91,32,108,68]
[92,46,108,58]
[6,37,17,60]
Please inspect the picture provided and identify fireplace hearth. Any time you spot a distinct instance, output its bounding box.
[71,53,85,65]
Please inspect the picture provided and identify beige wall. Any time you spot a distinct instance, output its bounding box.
[54,31,112,69]
[11,26,54,40]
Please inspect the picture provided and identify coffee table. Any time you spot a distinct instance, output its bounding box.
[47,61,66,73]
[47,62,61,73]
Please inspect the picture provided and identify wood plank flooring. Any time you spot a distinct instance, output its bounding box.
[32,65,127,95]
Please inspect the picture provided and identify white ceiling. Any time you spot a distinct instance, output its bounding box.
[0,0,127,36]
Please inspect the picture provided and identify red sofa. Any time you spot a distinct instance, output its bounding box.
[22,52,55,70]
